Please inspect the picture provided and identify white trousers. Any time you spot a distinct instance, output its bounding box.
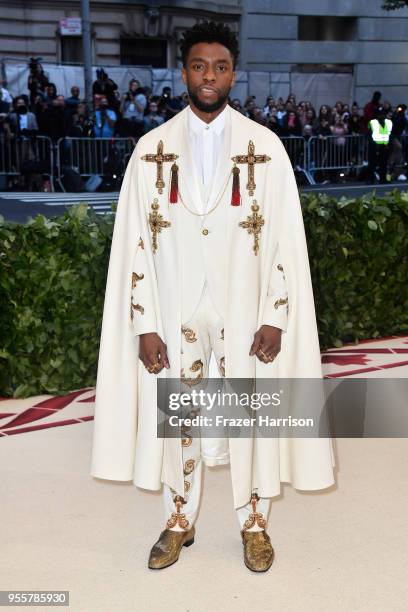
[163,283,271,532]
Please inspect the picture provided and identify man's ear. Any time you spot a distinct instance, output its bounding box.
[231,70,237,88]
[181,67,187,86]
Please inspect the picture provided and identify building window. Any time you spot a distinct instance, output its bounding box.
[298,17,357,41]
[120,38,167,67]
[60,36,83,63]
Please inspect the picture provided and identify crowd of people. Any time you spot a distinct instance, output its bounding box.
[0,60,407,186]
[1,64,407,143]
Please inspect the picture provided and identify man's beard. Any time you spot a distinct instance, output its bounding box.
[188,88,230,114]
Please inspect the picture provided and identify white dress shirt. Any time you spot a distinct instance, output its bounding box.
[187,105,227,213]
[19,113,28,130]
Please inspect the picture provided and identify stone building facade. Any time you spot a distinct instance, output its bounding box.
[1,0,408,106]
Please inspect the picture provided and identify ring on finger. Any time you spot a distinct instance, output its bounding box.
[258,349,273,362]
[147,361,161,373]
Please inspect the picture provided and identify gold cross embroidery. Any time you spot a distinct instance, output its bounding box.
[238,200,265,255]
[148,198,171,254]
[141,140,179,194]
[231,140,271,196]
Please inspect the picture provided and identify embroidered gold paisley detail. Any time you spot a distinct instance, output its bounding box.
[219,356,225,377]
[274,297,288,310]
[181,326,197,343]
[183,459,195,475]
[181,424,191,437]
[182,437,192,447]
[181,360,204,387]
[184,480,191,494]
[131,300,145,318]
[138,237,144,249]
[277,263,286,280]
[132,272,144,288]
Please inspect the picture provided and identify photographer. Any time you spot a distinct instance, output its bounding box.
[27,58,49,108]
[119,79,147,139]
[93,96,117,138]
[159,86,182,120]
[92,68,119,112]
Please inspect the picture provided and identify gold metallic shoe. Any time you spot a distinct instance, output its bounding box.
[148,527,195,570]
[241,530,275,572]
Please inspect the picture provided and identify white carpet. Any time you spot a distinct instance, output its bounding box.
[1,337,408,611]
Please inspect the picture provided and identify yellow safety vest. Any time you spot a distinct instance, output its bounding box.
[369,118,393,145]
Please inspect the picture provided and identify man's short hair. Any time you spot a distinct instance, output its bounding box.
[180,20,239,69]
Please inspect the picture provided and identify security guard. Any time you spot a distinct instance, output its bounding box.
[367,106,393,183]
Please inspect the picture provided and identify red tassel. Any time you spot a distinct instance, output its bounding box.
[170,162,178,203]
[231,164,241,206]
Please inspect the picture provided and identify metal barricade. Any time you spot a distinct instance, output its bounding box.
[279,136,312,183]
[0,135,53,190]
[56,137,135,191]
[390,133,408,178]
[306,134,369,185]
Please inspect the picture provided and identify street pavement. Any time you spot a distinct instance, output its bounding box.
[1,182,407,224]
[0,192,118,223]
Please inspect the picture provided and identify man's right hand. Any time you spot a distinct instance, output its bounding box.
[139,332,170,374]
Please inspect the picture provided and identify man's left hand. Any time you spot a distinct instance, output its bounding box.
[249,325,282,364]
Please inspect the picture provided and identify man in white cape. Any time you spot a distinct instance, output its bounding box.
[91,21,336,572]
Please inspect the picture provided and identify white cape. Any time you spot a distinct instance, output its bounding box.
[90,105,336,508]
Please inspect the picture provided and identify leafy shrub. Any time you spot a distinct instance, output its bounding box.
[303,188,408,348]
[0,204,114,397]
[1,190,407,397]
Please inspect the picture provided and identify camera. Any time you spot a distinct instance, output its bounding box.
[28,57,42,74]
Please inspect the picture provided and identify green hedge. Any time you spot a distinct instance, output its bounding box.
[1,190,407,398]
[302,189,408,348]
[0,204,114,398]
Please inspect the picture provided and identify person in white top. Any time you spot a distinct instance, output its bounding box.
[0,84,13,104]
[91,21,335,574]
